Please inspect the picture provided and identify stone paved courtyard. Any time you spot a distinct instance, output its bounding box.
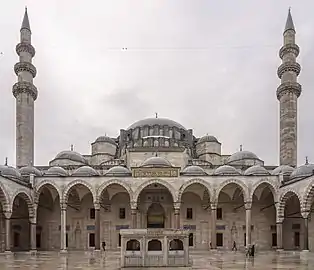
[0,251,312,269]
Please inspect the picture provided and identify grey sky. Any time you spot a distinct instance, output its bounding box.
[1,0,314,166]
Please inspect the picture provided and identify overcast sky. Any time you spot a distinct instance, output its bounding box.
[0,0,314,166]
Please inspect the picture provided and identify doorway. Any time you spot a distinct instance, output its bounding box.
[147,203,165,228]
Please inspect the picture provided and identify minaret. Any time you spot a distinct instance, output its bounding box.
[13,8,37,168]
[277,9,301,167]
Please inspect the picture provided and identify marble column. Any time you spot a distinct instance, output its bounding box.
[184,236,189,265]
[30,220,37,251]
[245,202,252,248]
[163,236,168,266]
[276,221,283,250]
[131,209,137,229]
[4,216,11,252]
[95,203,100,250]
[60,203,67,252]
[174,209,180,229]
[210,203,217,249]
[303,217,309,251]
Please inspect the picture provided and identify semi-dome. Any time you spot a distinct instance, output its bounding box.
[54,150,87,164]
[20,166,42,176]
[72,166,99,177]
[214,165,241,176]
[290,164,314,180]
[0,165,22,179]
[128,118,186,130]
[45,166,68,176]
[181,165,207,176]
[227,150,259,164]
[197,135,219,144]
[105,166,131,176]
[94,136,116,145]
[272,165,294,176]
[244,165,270,176]
[141,156,172,168]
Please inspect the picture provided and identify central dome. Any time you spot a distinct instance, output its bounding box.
[127,118,186,130]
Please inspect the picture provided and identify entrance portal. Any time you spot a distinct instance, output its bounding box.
[147,203,165,228]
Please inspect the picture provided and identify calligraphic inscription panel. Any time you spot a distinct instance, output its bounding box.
[132,168,179,178]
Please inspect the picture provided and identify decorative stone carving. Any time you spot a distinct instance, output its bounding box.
[276,82,302,99]
[14,62,37,78]
[277,62,301,78]
[12,81,38,100]
[279,43,299,59]
[16,42,35,57]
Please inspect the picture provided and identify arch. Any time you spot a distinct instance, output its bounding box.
[97,179,133,201]
[34,179,62,204]
[215,179,249,202]
[63,179,95,204]
[277,189,302,220]
[11,189,35,218]
[148,239,162,251]
[250,178,278,203]
[169,239,183,250]
[177,178,213,203]
[0,181,10,211]
[133,179,176,202]
[126,239,140,251]
[302,180,314,213]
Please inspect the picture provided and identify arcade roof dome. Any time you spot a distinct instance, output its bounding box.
[272,165,294,176]
[141,156,172,168]
[0,165,22,180]
[55,150,87,164]
[45,166,68,176]
[290,164,314,180]
[72,166,99,177]
[181,165,207,176]
[105,166,131,176]
[214,165,241,176]
[19,166,42,176]
[227,150,259,164]
[244,165,270,176]
[127,117,186,130]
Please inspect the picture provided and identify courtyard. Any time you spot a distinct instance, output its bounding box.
[0,250,312,270]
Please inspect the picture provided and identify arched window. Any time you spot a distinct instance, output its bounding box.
[148,239,162,251]
[126,239,140,251]
[169,239,183,250]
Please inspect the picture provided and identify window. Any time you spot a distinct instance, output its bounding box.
[216,233,223,247]
[186,208,193,219]
[66,233,68,248]
[188,233,194,246]
[294,232,300,247]
[89,233,95,247]
[119,208,126,219]
[217,208,222,220]
[244,233,246,246]
[90,208,95,219]
[272,233,277,247]
[118,233,121,247]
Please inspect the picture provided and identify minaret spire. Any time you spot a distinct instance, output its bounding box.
[277,9,301,167]
[13,9,37,168]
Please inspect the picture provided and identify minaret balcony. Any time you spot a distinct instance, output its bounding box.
[16,42,35,57]
[276,82,301,100]
[12,81,38,100]
[277,62,301,78]
[14,62,37,78]
[279,43,299,59]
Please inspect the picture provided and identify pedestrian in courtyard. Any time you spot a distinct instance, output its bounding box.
[102,241,106,251]
[232,241,237,251]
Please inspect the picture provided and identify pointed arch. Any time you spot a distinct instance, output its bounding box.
[0,180,10,211]
[63,179,95,204]
[277,189,302,220]
[251,178,278,203]
[215,178,249,202]
[177,178,213,203]
[11,189,35,218]
[34,179,62,204]
[133,179,176,202]
[97,179,133,202]
[302,180,314,213]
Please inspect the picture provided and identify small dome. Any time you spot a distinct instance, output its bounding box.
[20,166,42,176]
[272,165,294,176]
[0,165,22,179]
[227,151,259,164]
[105,166,131,176]
[181,165,207,176]
[290,164,314,180]
[214,165,241,176]
[197,135,218,144]
[55,150,87,164]
[141,156,172,168]
[72,166,99,177]
[45,166,68,176]
[128,118,186,130]
[244,165,270,176]
[94,136,116,145]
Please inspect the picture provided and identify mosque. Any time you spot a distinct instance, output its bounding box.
[0,8,313,253]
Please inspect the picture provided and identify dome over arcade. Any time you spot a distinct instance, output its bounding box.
[45,166,68,176]
[244,165,270,176]
[290,163,314,180]
[181,165,207,176]
[272,165,294,176]
[54,150,87,164]
[0,165,22,180]
[105,166,131,176]
[72,166,99,177]
[227,150,259,164]
[94,136,116,145]
[19,166,42,176]
[127,117,186,130]
[197,135,219,144]
[141,156,172,168]
[214,165,241,176]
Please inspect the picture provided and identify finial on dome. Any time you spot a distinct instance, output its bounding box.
[240,144,243,151]
[305,156,309,165]
[155,112,158,118]
[4,157,7,166]
[21,6,31,32]
[70,144,74,151]
[284,7,295,34]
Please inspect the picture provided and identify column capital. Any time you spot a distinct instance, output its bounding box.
[94,202,100,210]
[173,202,181,210]
[301,210,310,219]
[130,201,137,210]
[29,216,36,224]
[131,208,137,215]
[276,217,284,224]
[210,202,217,210]
[60,202,67,211]
[244,201,252,210]
[3,211,12,219]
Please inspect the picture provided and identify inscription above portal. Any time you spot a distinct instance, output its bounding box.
[132,167,180,178]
